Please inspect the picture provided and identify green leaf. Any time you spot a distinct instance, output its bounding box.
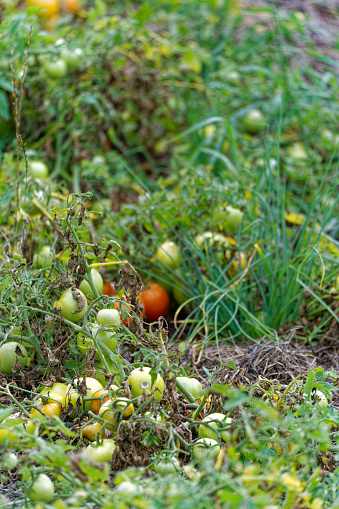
[0,91,10,121]
[227,360,237,370]
[304,369,315,396]
[0,406,15,422]
[0,77,14,93]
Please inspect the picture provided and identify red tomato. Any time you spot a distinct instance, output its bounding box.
[103,281,117,297]
[141,282,170,322]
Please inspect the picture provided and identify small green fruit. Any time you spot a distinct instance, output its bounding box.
[242,109,266,134]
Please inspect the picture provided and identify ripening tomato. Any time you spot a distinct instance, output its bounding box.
[141,282,170,322]
[103,281,117,297]
[30,393,62,420]
[91,385,124,414]
[112,301,133,326]
[82,421,105,441]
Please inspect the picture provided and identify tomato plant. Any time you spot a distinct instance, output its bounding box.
[34,246,53,268]
[77,324,117,359]
[61,48,83,68]
[141,282,170,322]
[91,385,125,414]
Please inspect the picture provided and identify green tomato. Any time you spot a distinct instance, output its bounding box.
[77,323,117,359]
[192,438,220,463]
[40,383,68,397]
[28,474,54,503]
[153,458,180,475]
[155,241,181,268]
[176,376,202,399]
[53,287,88,323]
[195,232,231,265]
[242,109,266,134]
[195,231,230,250]
[61,48,83,69]
[29,161,49,179]
[42,58,68,78]
[34,246,53,268]
[79,269,104,301]
[84,439,116,463]
[225,206,244,232]
[314,390,328,407]
[182,465,201,482]
[115,481,140,497]
[128,367,164,402]
[1,452,18,471]
[320,129,339,154]
[198,413,233,442]
[286,142,308,164]
[226,70,240,86]
[0,342,28,374]
[96,308,121,327]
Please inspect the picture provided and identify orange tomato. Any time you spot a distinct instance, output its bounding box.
[91,385,123,414]
[91,389,110,415]
[103,281,117,297]
[141,282,170,322]
[113,301,133,326]
[26,0,59,17]
[59,0,80,13]
[114,296,146,325]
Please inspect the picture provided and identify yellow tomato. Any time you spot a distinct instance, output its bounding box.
[31,402,61,420]
[26,0,59,17]
[82,421,105,441]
